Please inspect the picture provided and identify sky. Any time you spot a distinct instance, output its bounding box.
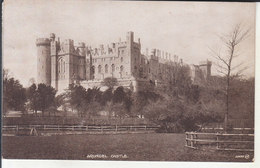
[2,0,256,86]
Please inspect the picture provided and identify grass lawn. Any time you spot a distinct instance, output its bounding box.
[2,133,254,161]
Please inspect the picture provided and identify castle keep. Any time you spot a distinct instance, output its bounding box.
[36,32,211,93]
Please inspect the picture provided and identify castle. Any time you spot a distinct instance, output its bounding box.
[36,31,211,93]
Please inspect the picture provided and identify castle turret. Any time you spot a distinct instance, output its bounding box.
[36,38,51,85]
[199,60,212,80]
[50,33,55,42]
[78,42,86,56]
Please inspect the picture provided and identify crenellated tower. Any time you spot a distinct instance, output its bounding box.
[36,38,51,85]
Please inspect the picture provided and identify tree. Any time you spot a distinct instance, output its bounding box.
[113,86,126,103]
[169,64,192,96]
[210,24,250,132]
[67,84,87,117]
[102,77,118,89]
[112,102,126,119]
[132,90,160,118]
[26,83,39,116]
[55,93,69,117]
[3,69,27,116]
[101,87,113,105]
[37,84,57,116]
[27,83,56,116]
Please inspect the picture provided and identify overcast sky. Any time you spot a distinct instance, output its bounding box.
[3,0,255,86]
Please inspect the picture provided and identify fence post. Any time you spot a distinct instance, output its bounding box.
[86,125,88,131]
[116,125,118,132]
[16,125,19,134]
[145,125,147,131]
[191,133,194,148]
[101,126,103,133]
[185,133,188,147]
[194,134,197,147]
[216,133,220,149]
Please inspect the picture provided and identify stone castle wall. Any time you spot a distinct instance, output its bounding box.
[36,31,211,93]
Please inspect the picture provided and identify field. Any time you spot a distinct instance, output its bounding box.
[2,133,254,161]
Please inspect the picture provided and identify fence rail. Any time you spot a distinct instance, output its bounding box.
[2,125,160,136]
[185,131,254,152]
[201,127,254,133]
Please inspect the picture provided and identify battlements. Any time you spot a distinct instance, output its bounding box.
[148,48,178,65]
[199,60,212,66]
[36,38,50,46]
[36,31,212,93]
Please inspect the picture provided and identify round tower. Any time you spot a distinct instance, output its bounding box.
[36,38,51,85]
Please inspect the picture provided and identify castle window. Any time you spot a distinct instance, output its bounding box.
[98,65,102,73]
[105,64,108,73]
[58,57,65,79]
[111,64,115,73]
[121,57,123,62]
[120,65,124,72]
[121,50,124,54]
[63,61,65,73]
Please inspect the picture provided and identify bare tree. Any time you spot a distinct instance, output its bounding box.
[210,24,250,132]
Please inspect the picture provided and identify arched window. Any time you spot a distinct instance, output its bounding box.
[98,65,102,73]
[92,66,95,73]
[63,61,65,73]
[111,64,115,73]
[120,65,124,72]
[105,64,108,73]
[58,57,65,79]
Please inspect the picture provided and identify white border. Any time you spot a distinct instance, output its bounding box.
[2,2,260,168]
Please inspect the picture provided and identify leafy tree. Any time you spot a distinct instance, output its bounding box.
[113,86,126,103]
[83,101,102,119]
[171,64,192,97]
[102,77,118,89]
[185,84,201,103]
[143,98,185,132]
[132,90,160,118]
[101,87,113,105]
[37,84,57,116]
[123,89,133,116]
[26,83,39,116]
[67,84,87,117]
[112,102,126,118]
[27,83,56,116]
[3,69,26,116]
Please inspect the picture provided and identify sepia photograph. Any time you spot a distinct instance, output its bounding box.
[1,0,257,166]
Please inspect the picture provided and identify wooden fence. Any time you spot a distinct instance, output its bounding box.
[185,131,254,152]
[2,125,160,136]
[201,127,254,134]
